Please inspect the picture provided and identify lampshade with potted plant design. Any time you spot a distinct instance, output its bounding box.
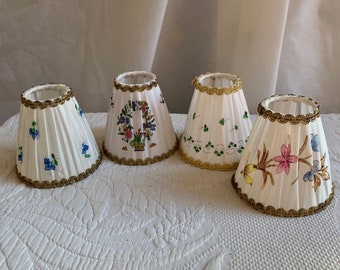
[103,71,178,165]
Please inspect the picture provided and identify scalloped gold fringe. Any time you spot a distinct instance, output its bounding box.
[21,89,74,109]
[192,73,242,95]
[258,94,320,125]
[103,138,179,165]
[231,175,334,217]
[179,147,238,171]
[114,76,158,92]
[16,152,102,188]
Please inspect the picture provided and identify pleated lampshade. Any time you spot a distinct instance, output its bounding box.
[16,84,102,188]
[232,94,334,217]
[103,71,178,165]
[179,72,252,170]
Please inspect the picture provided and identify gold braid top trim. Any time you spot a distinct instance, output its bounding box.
[179,147,239,171]
[231,175,334,217]
[258,94,320,125]
[16,152,102,189]
[114,71,158,92]
[103,138,179,165]
[192,72,242,95]
[21,87,74,109]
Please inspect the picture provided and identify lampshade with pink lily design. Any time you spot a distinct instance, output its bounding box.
[232,94,334,217]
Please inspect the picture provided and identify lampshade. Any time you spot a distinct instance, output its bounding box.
[103,71,178,165]
[179,72,252,170]
[16,84,102,188]
[232,94,334,217]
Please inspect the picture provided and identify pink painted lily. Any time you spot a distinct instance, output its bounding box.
[273,144,298,175]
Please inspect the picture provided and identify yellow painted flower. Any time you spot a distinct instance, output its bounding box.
[243,164,256,185]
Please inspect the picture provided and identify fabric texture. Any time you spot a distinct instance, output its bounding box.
[0,1,340,125]
[0,113,339,269]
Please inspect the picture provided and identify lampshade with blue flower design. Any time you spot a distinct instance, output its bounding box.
[16,84,102,188]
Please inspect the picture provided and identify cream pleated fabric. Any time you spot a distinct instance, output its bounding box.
[0,0,339,125]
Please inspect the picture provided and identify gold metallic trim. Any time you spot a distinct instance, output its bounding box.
[16,152,102,188]
[179,147,238,171]
[114,71,158,92]
[192,72,242,95]
[21,88,74,109]
[258,94,320,125]
[231,175,334,217]
[103,138,179,165]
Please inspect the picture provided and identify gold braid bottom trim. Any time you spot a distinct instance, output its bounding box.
[231,175,335,217]
[179,147,238,171]
[16,152,102,189]
[103,139,179,165]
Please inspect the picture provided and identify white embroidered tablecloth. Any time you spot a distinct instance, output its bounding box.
[0,113,339,270]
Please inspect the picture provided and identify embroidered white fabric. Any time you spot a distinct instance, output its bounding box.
[0,113,339,269]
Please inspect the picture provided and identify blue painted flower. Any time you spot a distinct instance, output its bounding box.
[118,116,127,124]
[29,121,39,140]
[18,146,23,163]
[131,101,137,111]
[82,143,89,154]
[81,143,91,158]
[44,158,55,170]
[303,160,319,182]
[44,154,58,170]
[311,134,319,152]
[29,128,38,139]
[144,121,156,130]
[75,105,83,117]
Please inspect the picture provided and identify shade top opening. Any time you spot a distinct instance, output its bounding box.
[23,84,70,102]
[117,71,156,85]
[264,95,318,116]
[199,73,239,89]
[193,72,242,95]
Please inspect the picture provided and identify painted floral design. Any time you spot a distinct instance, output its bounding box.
[182,134,246,156]
[219,118,225,126]
[18,146,23,163]
[44,154,58,171]
[303,154,330,191]
[75,105,83,117]
[82,143,91,158]
[311,134,319,152]
[240,134,330,192]
[242,164,256,185]
[160,93,165,104]
[29,121,39,140]
[273,144,298,175]
[252,143,275,188]
[117,100,156,151]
